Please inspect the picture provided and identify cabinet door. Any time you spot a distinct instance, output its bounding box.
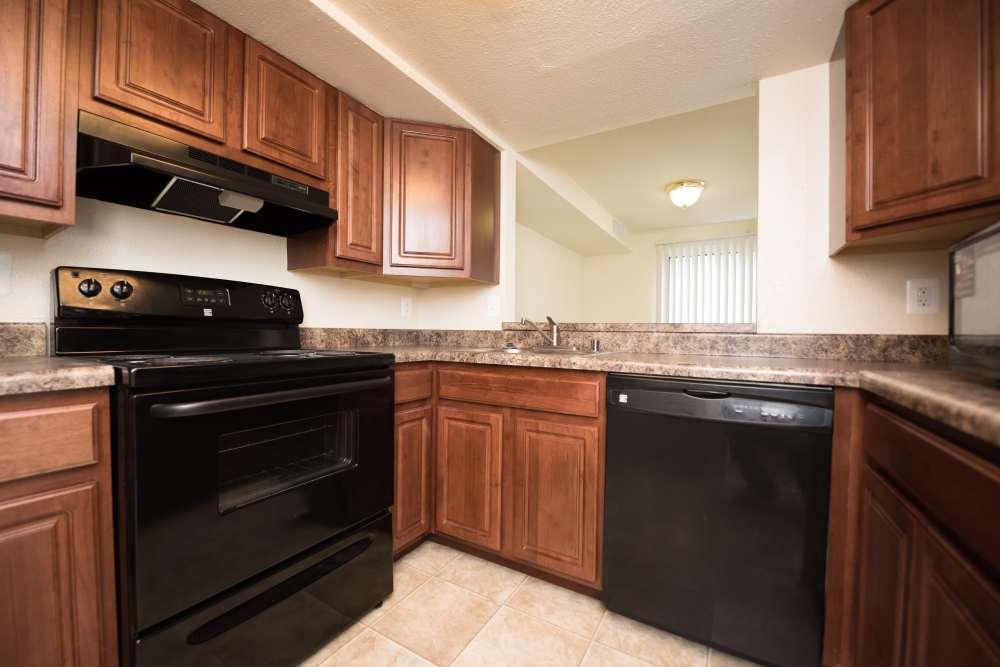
[394,403,433,553]
[94,0,229,142]
[0,483,109,666]
[385,121,467,271]
[506,414,601,584]
[847,0,1000,231]
[906,526,1000,667]
[242,37,327,179]
[435,403,502,551]
[0,0,76,222]
[856,467,916,667]
[336,93,383,264]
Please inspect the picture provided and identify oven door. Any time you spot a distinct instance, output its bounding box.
[127,368,393,631]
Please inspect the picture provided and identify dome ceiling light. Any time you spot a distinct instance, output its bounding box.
[667,180,705,208]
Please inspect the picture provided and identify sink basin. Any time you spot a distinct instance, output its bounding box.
[526,346,587,355]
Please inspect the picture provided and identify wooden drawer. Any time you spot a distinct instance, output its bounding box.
[437,364,602,418]
[0,389,103,484]
[395,363,433,404]
[864,403,1000,575]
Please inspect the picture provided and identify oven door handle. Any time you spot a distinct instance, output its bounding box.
[149,376,390,419]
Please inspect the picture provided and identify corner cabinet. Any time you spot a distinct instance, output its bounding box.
[392,364,434,554]
[0,0,80,236]
[382,120,500,284]
[844,0,1000,245]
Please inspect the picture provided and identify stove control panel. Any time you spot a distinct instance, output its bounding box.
[54,266,303,323]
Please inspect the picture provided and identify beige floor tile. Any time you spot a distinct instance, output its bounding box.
[452,606,590,667]
[438,553,528,603]
[708,649,762,667]
[320,629,435,666]
[582,641,658,666]
[594,612,708,667]
[505,576,606,638]
[299,622,365,666]
[373,578,498,666]
[358,563,430,625]
[398,541,463,575]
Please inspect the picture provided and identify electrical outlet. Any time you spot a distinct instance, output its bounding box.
[400,297,412,318]
[486,294,500,317]
[906,278,940,315]
[0,251,10,295]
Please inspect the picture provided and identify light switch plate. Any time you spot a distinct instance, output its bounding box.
[906,278,940,315]
[0,251,10,295]
[486,294,500,317]
[400,297,412,318]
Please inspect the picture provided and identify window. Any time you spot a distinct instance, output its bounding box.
[657,236,757,324]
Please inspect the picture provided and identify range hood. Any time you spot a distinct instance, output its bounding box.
[76,112,337,237]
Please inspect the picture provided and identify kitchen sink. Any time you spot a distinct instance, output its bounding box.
[493,345,604,356]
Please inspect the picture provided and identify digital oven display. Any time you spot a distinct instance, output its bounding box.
[182,287,230,306]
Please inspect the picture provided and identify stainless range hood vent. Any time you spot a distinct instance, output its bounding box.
[75,112,337,237]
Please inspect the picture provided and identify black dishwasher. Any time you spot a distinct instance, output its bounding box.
[603,374,834,667]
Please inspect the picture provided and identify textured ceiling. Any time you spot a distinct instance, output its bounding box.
[194,0,468,126]
[326,0,851,150]
[524,97,758,231]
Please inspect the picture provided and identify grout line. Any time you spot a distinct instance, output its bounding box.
[368,626,439,666]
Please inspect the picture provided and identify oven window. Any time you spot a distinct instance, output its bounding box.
[218,411,359,514]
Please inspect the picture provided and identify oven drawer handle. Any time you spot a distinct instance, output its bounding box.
[149,377,390,419]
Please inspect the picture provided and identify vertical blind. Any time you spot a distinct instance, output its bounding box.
[657,236,757,324]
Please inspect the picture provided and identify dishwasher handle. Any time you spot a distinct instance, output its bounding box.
[609,387,833,429]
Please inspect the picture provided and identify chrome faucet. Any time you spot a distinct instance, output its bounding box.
[521,316,560,347]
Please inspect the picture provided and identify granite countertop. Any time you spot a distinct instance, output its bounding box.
[352,346,1000,447]
[0,357,116,397]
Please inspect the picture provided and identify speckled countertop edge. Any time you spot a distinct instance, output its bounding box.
[0,358,115,397]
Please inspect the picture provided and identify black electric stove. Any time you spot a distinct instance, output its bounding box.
[53,266,395,667]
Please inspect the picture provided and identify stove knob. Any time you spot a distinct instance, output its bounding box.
[78,278,102,298]
[110,280,134,300]
[279,293,294,310]
[261,291,277,309]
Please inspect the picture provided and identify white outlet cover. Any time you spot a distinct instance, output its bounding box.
[906,278,940,315]
[400,297,413,318]
[486,294,500,317]
[0,251,10,295]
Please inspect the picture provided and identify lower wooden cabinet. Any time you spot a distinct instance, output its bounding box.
[505,413,601,584]
[393,402,433,553]
[0,388,117,666]
[434,403,504,551]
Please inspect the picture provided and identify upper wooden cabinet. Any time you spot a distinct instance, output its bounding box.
[335,93,383,264]
[383,120,500,284]
[0,0,79,235]
[845,0,1000,242]
[94,0,229,142]
[242,37,327,179]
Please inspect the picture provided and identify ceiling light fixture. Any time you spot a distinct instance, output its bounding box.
[667,180,705,208]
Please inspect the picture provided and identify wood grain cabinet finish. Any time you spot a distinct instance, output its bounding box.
[335,92,383,264]
[505,414,601,585]
[0,0,79,233]
[845,0,1000,238]
[0,388,117,666]
[434,403,503,551]
[393,403,433,553]
[242,37,327,179]
[94,0,229,142]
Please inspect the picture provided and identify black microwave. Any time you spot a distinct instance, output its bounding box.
[950,221,1000,382]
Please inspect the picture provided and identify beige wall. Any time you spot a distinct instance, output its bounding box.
[515,223,584,321]
[0,153,518,329]
[579,220,757,322]
[757,63,948,335]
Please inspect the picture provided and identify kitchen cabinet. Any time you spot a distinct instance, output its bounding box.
[434,402,504,551]
[844,0,1000,245]
[0,388,117,666]
[242,37,328,179]
[505,414,601,584]
[0,0,80,236]
[382,121,500,284]
[393,364,434,554]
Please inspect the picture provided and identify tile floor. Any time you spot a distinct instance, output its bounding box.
[302,541,762,667]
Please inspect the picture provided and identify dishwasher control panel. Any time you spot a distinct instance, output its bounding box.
[609,388,833,429]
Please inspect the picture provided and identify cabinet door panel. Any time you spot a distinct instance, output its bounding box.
[847,0,1000,230]
[0,0,73,210]
[385,122,466,270]
[507,415,600,584]
[242,38,326,178]
[0,483,107,667]
[336,93,382,264]
[435,404,502,551]
[95,0,228,141]
[856,467,915,667]
[394,403,432,552]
